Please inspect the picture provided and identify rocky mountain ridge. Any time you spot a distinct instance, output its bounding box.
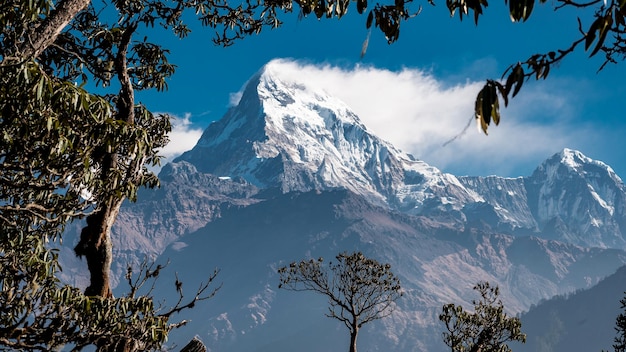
[176,60,626,250]
[459,148,626,248]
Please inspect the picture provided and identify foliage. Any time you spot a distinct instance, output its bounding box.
[0,256,218,351]
[0,53,174,350]
[439,282,526,352]
[278,251,402,352]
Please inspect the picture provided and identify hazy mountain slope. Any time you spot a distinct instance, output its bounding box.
[58,161,261,288]
[516,265,626,352]
[152,190,626,351]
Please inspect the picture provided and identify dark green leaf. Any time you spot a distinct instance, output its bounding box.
[522,0,534,21]
[585,17,601,51]
[511,64,524,97]
[590,14,613,57]
[491,87,500,126]
[480,84,493,127]
[494,81,509,107]
[314,0,325,18]
[475,89,487,134]
[357,0,367,14]
[366,11,374,28]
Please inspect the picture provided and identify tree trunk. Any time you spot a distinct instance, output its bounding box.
[74,197,123,298]
[74,24,137,298]
[180,337,207,352]
[19,0,91,59]
[349,325,359,352]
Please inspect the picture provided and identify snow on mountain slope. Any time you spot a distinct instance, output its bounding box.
[176,61,480,213]
[526,148,626,248]
[458,175,538,234]
[458,148,626,249]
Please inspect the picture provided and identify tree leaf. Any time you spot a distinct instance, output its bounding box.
[46,114,53,131]
[494,81,509,107]
[366,10,374,28]
[509,0,521,21]
[522,0,534,21]
[480,84,493,127]
[590,14,613,57]
[511,64,524,97]
[36,75,45,101]
[475,89,488,134]
[491,87,500,126]
[314,0,325,18]
[357,0,367,14]
[585,17,601,51]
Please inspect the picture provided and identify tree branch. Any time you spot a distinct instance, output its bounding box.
[19,0,92,60]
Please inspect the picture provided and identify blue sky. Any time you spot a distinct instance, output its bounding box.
[134,0,626,178]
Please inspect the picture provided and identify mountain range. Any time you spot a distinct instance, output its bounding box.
[59,59,626,351]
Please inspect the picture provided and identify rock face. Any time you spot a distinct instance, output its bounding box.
[60,60,626,351]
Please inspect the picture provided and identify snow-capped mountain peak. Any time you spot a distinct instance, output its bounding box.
[175,61,626,248]
[526,148,626,248]
[176,61,478,211]
[257,61,363,128]
[539,148,623,184]
[560,148,589,169]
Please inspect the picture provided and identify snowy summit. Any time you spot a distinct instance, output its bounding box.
[176,60,478,211]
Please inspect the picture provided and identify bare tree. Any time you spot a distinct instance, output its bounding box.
[278,251,402,352]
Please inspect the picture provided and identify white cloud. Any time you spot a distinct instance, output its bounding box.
[261,59,592,177]
[229,91,243,106]
[157,113,203,167]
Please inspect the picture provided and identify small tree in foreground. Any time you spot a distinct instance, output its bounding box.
[278,251,401,352]
[611,292,626,352]
[439,282,526,352]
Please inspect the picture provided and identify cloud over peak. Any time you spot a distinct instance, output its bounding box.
[248,58,589,177]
